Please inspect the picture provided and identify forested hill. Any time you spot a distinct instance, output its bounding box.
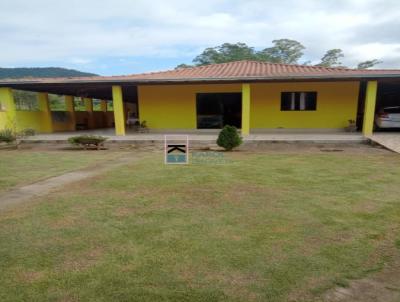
[0,67,97,79]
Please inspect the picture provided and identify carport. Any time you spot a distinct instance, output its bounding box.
[362,78,400,153]
[357,78,400,135]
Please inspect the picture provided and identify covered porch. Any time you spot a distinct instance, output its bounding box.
[0,80,383,138]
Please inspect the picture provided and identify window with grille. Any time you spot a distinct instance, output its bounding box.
[281,92,317,111]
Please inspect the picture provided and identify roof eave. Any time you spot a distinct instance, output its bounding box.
[1,73,400,86]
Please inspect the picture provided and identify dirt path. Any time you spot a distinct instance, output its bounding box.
[0,153,142,211]
[323,248,400,302]
[324,267,400,302]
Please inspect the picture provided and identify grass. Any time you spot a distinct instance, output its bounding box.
[0,149,400,301]
[0,150,124,192]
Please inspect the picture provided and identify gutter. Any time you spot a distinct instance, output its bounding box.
[1,74,400,86]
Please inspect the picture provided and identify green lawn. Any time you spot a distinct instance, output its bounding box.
[0,150,400,301]
[0,150,124,192]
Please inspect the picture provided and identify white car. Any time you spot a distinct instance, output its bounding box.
[375,106,400,129]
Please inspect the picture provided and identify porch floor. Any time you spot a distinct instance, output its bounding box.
[24,128,367,143]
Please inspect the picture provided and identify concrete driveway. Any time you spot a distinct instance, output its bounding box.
[369,133,400,153]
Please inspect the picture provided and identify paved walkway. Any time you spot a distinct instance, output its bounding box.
[369,133,400,153]
[0,154,139,211]
[23,129,366,143]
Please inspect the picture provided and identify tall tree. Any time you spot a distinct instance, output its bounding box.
[192,42,257,66]
[176,39,384,69]
[316,49,344,67]
[357,59,382,69]
[259,39,305,64]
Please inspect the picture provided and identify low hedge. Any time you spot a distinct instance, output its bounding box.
[68,135,107,149]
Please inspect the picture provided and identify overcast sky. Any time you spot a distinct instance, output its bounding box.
[1,0,399,75]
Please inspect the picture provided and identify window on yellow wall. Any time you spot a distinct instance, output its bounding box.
[49,94,66,111]
[107,101,114,111]
[281,92,317,111]
[74,98,86,111]
[93,99,102,111]
[14,90,39,111]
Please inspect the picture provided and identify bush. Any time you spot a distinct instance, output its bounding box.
[18,128,36,137]
[217,125,243,151]
[68,135,107,149]
[0,129,16,143]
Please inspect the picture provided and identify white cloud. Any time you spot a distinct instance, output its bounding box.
[0,0,399,72]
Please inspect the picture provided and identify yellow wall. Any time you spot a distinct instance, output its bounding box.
[0,108,54,133]
[0,88,16,130]
[0,89,54,133]
[138,82,359,129]
[15,111,51,132]
[0,112,8,129]
[251,81,360,129]
[51,111,73,132]
[1,82,361,132]
[138,84,241,128]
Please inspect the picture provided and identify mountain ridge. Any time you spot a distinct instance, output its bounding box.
[0,67,97,79]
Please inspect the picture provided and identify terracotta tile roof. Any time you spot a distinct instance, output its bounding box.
[1,60,400,85]
[122,60,400,81]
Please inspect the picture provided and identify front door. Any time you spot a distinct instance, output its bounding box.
[196,93,242,129]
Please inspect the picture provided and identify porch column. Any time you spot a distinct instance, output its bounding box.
[65,95,76,131]
[100,100,108,128]
[84,97,95,129]
[112,86,125,135]
[362,81,378,136]
[100,100,107,112]
[241,83,251,136]
[0,87,17,130]
[37,92,53,133]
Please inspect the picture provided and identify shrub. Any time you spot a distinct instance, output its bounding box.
[18,128,36,137]
[0,129,16,143]
[217,125,243,151]
[68,135,107,149]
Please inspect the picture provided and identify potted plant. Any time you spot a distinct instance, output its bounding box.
[346,119,357,132]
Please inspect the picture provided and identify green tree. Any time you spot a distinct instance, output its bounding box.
[316,49,344,67]
[357,59,382,69]
[175,64,193,69]
[258,39,305,64]
[192,42,257,66]
[177,39,385,69]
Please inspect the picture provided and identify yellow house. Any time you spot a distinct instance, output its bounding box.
[1,60,400,137]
